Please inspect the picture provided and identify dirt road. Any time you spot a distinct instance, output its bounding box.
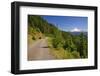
[28,38,55,61]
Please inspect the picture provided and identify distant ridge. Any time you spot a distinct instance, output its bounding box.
[69,32,87,36]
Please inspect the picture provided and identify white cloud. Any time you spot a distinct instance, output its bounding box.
[71,28,81,32]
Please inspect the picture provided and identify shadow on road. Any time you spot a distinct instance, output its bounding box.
[41,46,50,48]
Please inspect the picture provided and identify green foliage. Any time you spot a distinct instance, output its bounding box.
[28,15,57,35]
[51,48,80,59]
[52,37,63,48]
[74,33,88,58]
[52,28,64,48]
[71,51,80,58]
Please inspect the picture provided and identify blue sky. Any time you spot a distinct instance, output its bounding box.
[42,15,88,32]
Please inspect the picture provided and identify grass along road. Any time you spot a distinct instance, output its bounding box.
[28,38,55,61]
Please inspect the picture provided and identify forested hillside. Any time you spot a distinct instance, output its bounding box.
[28,15,88,59]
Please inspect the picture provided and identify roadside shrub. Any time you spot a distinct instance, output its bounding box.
[71,51,80,58]
[52,37,63,48]
[32,36,36,40]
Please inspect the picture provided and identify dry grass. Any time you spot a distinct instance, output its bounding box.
[28,35,34,45]
[50,48,72,59]
[50,48,80,59]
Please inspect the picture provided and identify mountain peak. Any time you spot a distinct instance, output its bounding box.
[71,28,81,32]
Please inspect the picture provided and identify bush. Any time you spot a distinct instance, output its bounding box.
[63,40,69,50]
[52,37,63,48]
[51,48,79,59]
[71,51,80,58]
[32,36,36,40]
